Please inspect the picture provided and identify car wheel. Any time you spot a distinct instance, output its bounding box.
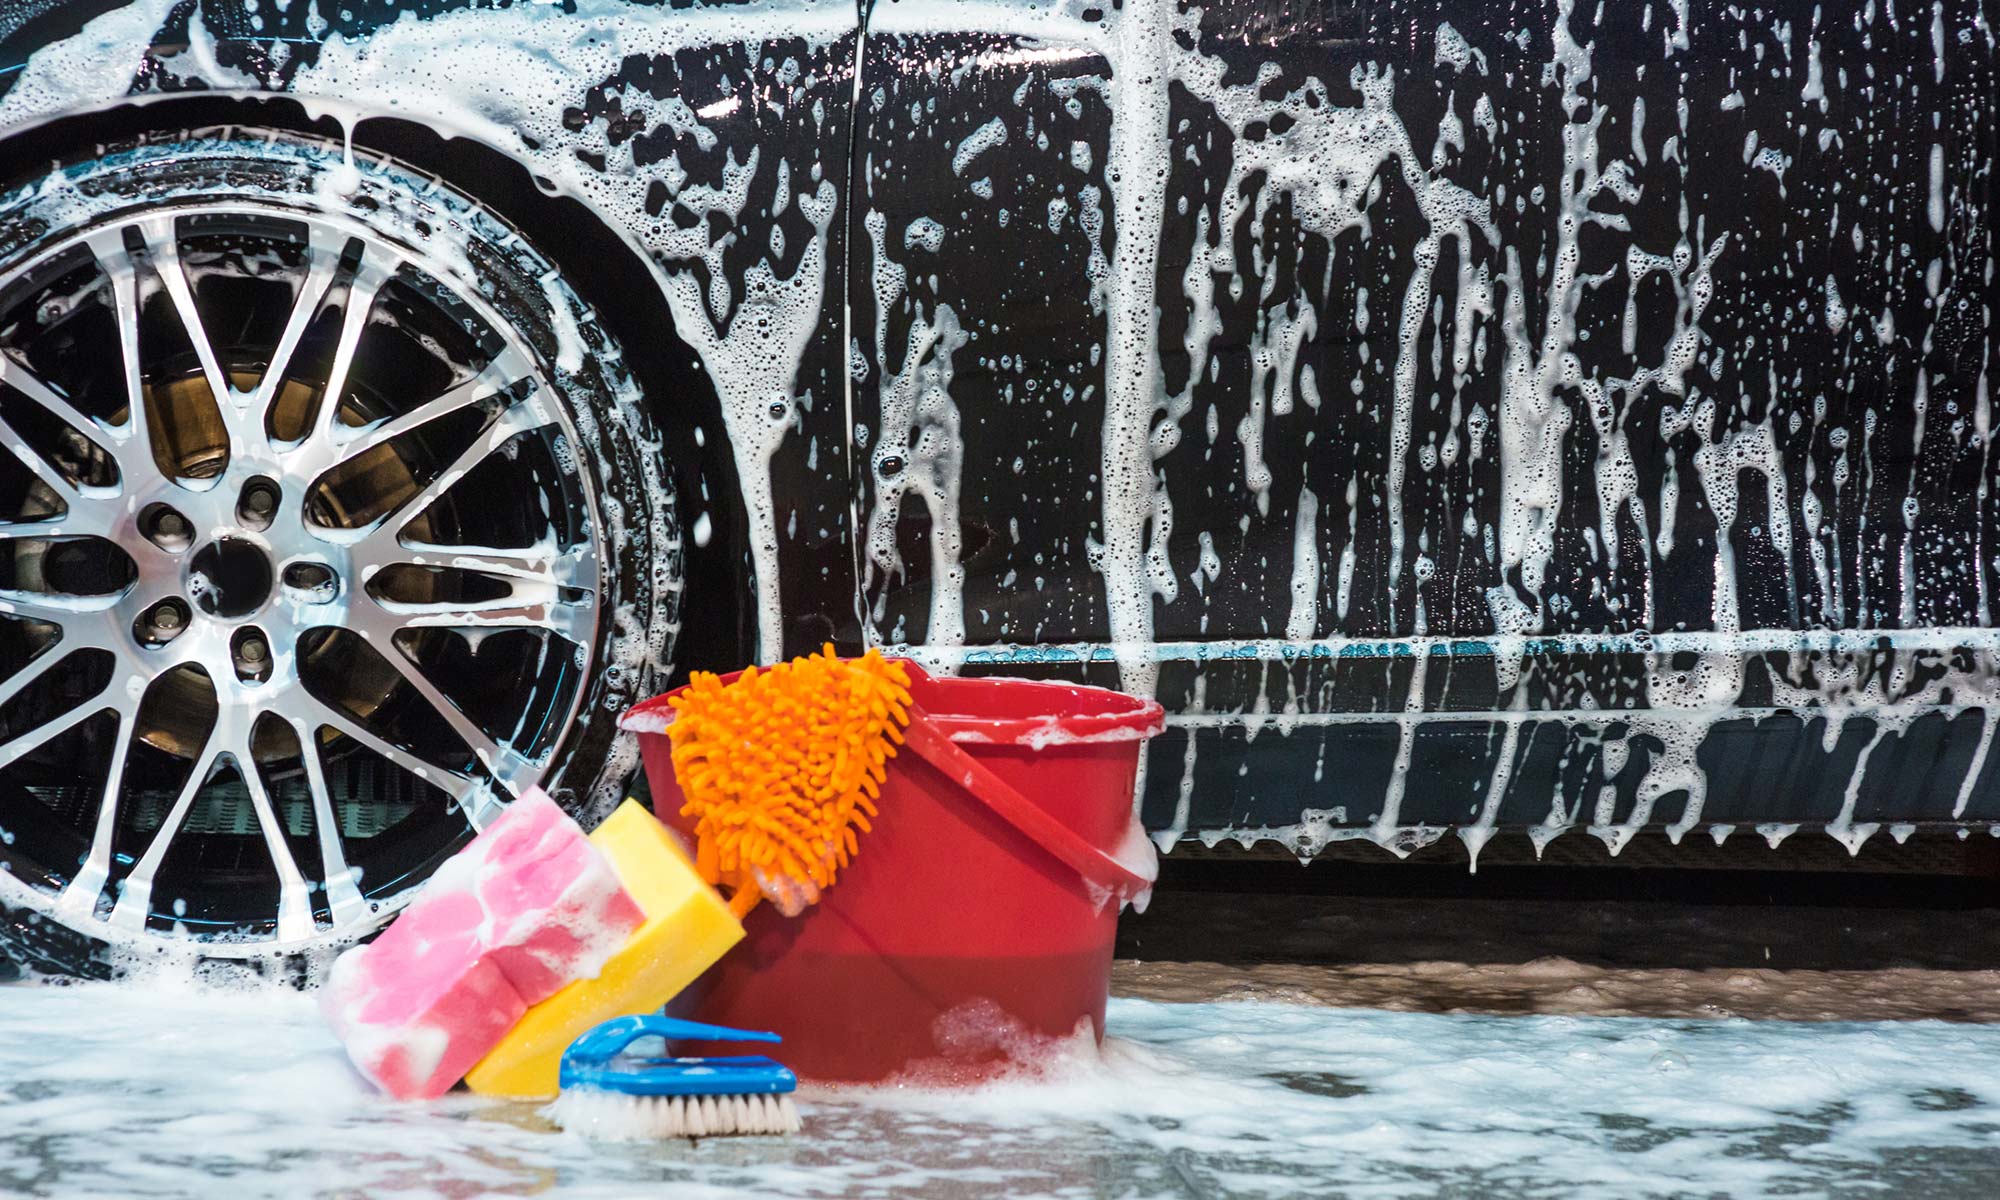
[0,128,679,976]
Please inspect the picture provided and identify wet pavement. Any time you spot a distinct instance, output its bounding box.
[12,842,2000,1198]
[9,978,2000,1198]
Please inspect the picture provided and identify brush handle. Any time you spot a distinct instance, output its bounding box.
[565,1014,781,1067]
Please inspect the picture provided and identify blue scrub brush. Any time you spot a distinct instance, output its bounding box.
[548,1014,801,1140]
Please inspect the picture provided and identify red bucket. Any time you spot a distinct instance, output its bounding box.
[620,660,1164,1084]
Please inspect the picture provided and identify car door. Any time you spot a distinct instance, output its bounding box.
[852,0,2000,855]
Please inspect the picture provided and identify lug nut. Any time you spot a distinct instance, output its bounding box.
[233,628,276,684]
[137,599,190,646]
[232,630,274,684]
[146,506,194,556]
[239,481,280,529]
[281,562,338,602]
[147,507,192,550]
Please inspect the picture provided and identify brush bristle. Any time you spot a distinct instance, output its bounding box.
[550,1088,803,1140]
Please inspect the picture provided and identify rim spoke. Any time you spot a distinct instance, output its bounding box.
[0,682,111,770]
[107,723,220,933]
[305,260,389,447]
[0,588,125,622]
[54,704,138,916]
[359,540,593,646]
[337,398,553,554]
[355,632,540,790]
[372,542,588,589]
[460,787,506,831]
[253,225,348,423]
[233,723,315,942]
[0,404,91,517]
[375,598,590,645]
[0,357,126,467]
[290,715,368,930]
[134,218,236,451]
[313,345,537,475]
[82,229,155,476]
[0,630,109,712]
[296,695,476,804]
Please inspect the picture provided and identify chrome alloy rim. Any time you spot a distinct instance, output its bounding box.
[0,203,601,952]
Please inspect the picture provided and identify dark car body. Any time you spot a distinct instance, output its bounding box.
[3,0,1996,864]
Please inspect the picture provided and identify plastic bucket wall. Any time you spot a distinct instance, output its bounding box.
[624,664,1163,1084]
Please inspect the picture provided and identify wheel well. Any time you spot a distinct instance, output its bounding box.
[0,94,757,683]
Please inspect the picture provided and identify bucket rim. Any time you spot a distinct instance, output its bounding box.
[621,658,1161,909]
[911,669,1166,747]
[619,660,1166,748]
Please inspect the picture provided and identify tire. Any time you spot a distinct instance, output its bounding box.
[0,128,680,977]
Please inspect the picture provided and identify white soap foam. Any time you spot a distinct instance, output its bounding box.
[10,981,2000,1198]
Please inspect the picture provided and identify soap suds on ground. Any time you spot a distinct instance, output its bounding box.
[8,973,2000,1198]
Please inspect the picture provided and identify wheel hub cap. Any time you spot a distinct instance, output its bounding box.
[187,535,276,619]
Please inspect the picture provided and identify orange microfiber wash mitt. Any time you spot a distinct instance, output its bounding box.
[667,646,913,918]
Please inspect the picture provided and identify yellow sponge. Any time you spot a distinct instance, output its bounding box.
[463,800,744,1099]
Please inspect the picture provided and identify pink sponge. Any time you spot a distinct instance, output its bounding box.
[321,789,646,1099]
[321,936,525,1101]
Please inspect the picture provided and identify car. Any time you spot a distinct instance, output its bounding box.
[0,0,1987,974]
